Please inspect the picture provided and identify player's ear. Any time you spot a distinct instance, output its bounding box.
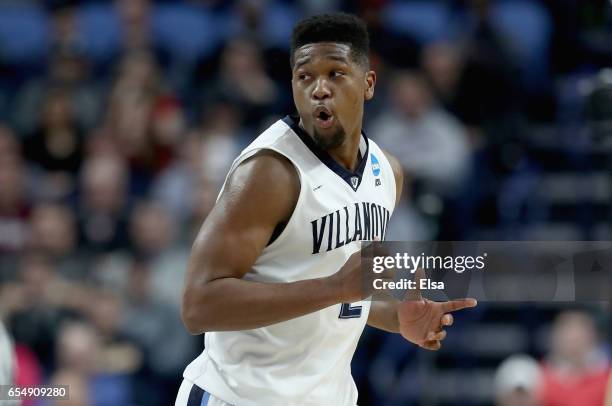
[364,70,376,101]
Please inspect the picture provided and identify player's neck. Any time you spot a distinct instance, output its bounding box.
[327,129,362,172]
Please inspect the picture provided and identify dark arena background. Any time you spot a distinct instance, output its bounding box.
[0,1,611,405]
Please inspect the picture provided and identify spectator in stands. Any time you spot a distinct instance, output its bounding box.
[28,203,89,281]
[147,95,186,171]
[198,100,245,187]
[421,42,464,126]
[369,71,472,240]
[84,127,121,159]
[494,354,541,406]
[78,155,130,252]
[121,259,198,405]
[448,0,521,128]
[112,50,160,97]
[105,51,184,192]
[14,45,100,136]
[152,132,204,227]
[205,37,280,130]
[115,0,152,53]
[128,200,188,306]
[54,321,99,377]
[0,124,20,159]
[0,133,30,255]
[85,290,142,375]
[128,200,175,259]
[47,0,82,55]
[52,319,133,406]
[369,71,470,193]
[104,52,159,165]
[539,310,610,406]
[24,89,83,173]
[49,370,89,406]
[23,89,84,200]
[152,99,243,230]
[7,254,67,371]
[29,204,74,259]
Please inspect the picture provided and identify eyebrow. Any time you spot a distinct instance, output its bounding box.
[293,54,350,70]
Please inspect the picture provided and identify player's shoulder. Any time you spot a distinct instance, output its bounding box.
[222,148,300,221]
[237,149,296,183]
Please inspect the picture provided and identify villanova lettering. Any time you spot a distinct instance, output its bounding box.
[311,202,391,254]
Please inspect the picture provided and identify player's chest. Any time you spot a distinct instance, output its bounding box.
[297,174,394,255]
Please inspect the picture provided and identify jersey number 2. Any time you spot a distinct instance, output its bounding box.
[339,303,362,319]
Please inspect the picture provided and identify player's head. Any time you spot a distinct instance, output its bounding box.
[290,13,370,70]
[290,13,375,150]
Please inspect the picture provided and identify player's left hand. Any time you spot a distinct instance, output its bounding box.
[397,269,477,350]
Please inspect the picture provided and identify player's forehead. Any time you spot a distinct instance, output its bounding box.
[293,42,352,69]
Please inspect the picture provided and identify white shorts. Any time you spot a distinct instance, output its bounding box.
[174,379,234,406]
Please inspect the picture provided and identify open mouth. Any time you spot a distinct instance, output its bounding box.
[314,106,334,129]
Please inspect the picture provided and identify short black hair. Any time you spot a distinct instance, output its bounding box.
[290,13,370,69]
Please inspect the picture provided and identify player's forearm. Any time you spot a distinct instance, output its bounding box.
[181,276,341,334]
[367,300,400,333]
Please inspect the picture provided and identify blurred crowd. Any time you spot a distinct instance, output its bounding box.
[493,310,611,406]
[0,0,611,405]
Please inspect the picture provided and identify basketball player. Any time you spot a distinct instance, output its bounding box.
[176,13,477,406]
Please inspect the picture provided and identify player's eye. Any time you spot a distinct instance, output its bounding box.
[330,70,345,78]
[297,73,310,81]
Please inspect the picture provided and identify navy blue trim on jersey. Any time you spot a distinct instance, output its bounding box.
[282,115,369,192]
[186,383,210,406]
[339,302,363,318]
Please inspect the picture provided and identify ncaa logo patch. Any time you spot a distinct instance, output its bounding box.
[371,153,381,176]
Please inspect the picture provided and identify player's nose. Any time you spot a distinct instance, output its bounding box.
[312,78,331,100]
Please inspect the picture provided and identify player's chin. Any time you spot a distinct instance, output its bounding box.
[314,125,338,138]
[314,127,344,150]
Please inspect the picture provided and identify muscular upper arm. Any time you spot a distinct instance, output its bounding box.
[186,150,300,286]
[384,150,404,209]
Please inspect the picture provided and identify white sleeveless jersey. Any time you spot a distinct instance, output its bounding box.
[183,116,396,406]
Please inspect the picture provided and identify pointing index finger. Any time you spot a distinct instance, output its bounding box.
[441,298,478,313]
